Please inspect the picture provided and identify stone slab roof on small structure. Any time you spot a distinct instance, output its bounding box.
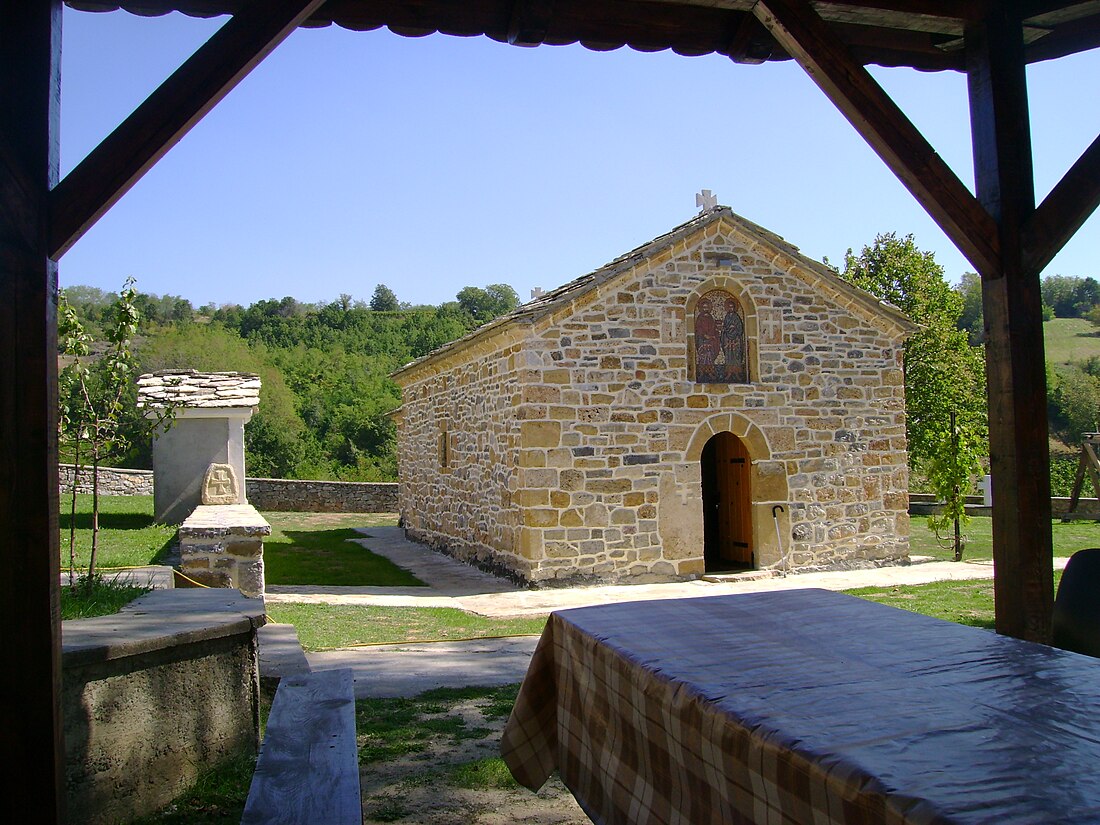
[137,370,261,409]
[392,205,915,379]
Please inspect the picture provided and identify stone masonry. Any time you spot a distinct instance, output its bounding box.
[393,207,915,585]
[59,464,154,497]
[177,505,271,598]
[245,478,398,513]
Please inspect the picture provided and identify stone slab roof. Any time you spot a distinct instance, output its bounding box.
[392,205,916,380]
[137,370,260,409]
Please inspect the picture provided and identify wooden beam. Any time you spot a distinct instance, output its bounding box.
[0,127,43,248]
[49,0,327,259]
[815,0,984,19]
[0,0,65,820]
[753,0,1002,276]
[1023,132,1100,274]
[966,2,1054,643]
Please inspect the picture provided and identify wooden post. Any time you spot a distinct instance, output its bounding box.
[752,0,1068,640]
[966,2,1053,642]
[0,0,65,819]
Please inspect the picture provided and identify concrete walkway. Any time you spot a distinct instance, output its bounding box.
[261,526,1069,698]
[60,565,176,590]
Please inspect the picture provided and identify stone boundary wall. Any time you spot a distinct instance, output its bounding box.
[59,463,154,496]
[62,590,263,824]
[244,478,398,513]
[59,465,398,513]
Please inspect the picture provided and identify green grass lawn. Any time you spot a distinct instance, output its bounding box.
[59,494,176,570]
[262,512,424,587]
[847,570,1063,630]
[132,751,257,825]
[264,603,548,651]
[909,515,1100,562]
[61,577,150,620]
[1044,317,1100,366]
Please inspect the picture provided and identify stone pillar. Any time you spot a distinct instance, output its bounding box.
[177,504,271,598]
[152,408,252,524]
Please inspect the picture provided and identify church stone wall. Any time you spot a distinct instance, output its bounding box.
[395,219,910,585]
[397,332,530,578]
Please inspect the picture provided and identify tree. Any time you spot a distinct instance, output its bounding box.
[1041,274,1100,318]
[924,410,984,561]
[841,233,987,471]
[955,271,985,345]
[59,280,175,584]
[137,323,317,479]
[1048,365,1100,439]
[369,284,400,312]
[1073,277,1100,317]
[456,283,520,323]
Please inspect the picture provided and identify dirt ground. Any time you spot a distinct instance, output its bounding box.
[359,695,590,825]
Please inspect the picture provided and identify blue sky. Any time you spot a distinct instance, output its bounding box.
[59,8,1099,308]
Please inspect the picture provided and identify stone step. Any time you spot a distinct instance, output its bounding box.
[700,569,779,584]
[258,621,311,700]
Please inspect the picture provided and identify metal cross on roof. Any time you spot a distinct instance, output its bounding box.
[696,189,718,212]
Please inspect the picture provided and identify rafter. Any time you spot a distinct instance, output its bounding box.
[753,0,1001,275]
[49,0,326,259]
[1023,132,1100,274]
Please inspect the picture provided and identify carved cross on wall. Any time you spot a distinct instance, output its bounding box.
[696,189,718,211]
[210,466,233,496]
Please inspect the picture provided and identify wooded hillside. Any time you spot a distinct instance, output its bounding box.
[61,284,519,481]
[61,268,1100,490]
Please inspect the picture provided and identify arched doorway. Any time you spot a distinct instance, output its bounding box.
[701,432,753,572]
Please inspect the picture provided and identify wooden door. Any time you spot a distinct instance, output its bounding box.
[716,434,752,564]
[702,432,753,569]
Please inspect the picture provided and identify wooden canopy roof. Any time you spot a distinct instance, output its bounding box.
[64,0,1100,71]
[5,2,1100,818]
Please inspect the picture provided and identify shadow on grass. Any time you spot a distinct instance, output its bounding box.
[959,618,996,630]
[265,528,425,587]
[150,535,178,566]
[60,510,156,531]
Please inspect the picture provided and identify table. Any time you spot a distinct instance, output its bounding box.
[501,589,1100,824]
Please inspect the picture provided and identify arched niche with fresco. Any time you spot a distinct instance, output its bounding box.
[692,288,749,384]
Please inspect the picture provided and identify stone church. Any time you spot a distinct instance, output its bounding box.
[392,206,915,585]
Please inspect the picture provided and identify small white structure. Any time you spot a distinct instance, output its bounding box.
[138,370,260,524]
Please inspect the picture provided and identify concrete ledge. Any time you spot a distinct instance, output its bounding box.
[63,589,265,824]
[62,589,266,666]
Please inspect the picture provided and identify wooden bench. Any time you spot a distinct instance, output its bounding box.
[242,668,361,824]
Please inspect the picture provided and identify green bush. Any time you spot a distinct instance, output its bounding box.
[1050,452,1094,498]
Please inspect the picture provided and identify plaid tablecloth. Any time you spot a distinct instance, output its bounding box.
[501,589,1100,825]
